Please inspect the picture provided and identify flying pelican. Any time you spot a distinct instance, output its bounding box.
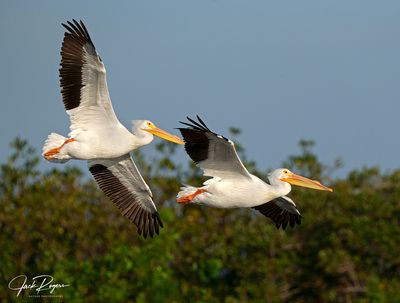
[177,116,333,229]
[42,19,184,238]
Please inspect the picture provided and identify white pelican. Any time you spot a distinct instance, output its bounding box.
[177,116,333,229]
[42,19,184,238]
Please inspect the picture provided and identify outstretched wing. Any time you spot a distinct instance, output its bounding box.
[88,154,163,238]
[253,196,302,230]
[60,19,120,134]
[178,116,251,179]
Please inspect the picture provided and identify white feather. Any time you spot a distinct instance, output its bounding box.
[42,133,71,163]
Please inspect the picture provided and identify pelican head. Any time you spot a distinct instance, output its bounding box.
[269,168,333,192]
[132,120,184,144]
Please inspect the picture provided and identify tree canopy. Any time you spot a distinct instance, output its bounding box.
[0,136,399,302]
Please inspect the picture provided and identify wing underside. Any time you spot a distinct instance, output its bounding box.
[88,154,163,238]
[253,196,302,230]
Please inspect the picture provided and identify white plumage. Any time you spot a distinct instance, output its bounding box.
[42,20,183,238]
[177,116,333,230]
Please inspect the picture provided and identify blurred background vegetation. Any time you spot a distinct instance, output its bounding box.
[0,132,399,303]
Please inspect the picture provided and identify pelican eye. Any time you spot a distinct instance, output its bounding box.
[283,170,289,174]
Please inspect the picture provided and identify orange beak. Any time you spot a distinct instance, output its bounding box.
[280,173,333,192]
[143,125,184,144]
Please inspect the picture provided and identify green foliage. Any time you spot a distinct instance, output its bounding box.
[0,136,399,302]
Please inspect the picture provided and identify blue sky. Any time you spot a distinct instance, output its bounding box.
[1,1,399,177]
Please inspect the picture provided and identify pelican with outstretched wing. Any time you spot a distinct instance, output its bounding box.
[177,116,332,230]
[42,19,184,238]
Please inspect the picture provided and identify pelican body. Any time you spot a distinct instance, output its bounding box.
[42,20,183,238]
[177,116,332,229]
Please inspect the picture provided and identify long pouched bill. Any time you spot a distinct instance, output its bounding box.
[281,173,333,192]
[143,126,184,144]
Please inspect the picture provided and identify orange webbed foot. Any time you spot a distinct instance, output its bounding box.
[43,138,76,160]
[177,188,206,204]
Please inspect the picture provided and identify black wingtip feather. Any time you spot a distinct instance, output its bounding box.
[253,198,302,230]
[179,116,211,132]
[59,19,96,111]
[61,22,72,33]
[157,213,164,228]
[61,19,94,49]
[89,164,163,239]
[79,20,92,42]
[196,115,211,131]
[186,116,208,131]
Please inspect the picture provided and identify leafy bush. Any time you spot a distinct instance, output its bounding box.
[0,137,399,302]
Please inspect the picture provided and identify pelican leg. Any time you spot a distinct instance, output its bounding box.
[43,138,76,160]
[177,188,206,204]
